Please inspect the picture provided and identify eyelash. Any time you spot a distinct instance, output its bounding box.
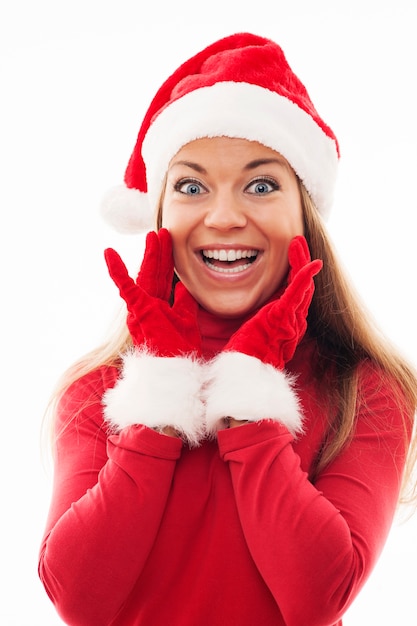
[245,176,280,194]
[173,178,207,195]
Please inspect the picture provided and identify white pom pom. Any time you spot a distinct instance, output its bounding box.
[100,184,155,234]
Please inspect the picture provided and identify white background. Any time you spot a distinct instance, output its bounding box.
[1,1,416,624]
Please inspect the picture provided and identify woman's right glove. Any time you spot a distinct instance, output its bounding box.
[102,229,206,446]
[204,236,322,437]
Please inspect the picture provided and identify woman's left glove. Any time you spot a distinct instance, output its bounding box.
[204,236,322,437]
[104,228,201,356]
[102,228,205,446]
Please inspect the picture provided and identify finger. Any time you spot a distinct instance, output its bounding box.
[136,231,160,296]
[287,259,322,295]
[104,248,138,301]
[156,228,175,301]
[288,236,311,281]
[137,229,174,300]
[280,259,322,317]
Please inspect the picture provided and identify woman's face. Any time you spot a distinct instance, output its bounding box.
[162,137,304,318]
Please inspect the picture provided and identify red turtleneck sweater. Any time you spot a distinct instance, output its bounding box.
[38,309,411,625]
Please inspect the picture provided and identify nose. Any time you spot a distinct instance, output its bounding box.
[203,192,247,230]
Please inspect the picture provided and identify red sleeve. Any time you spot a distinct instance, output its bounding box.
[38,367,183,626]
[217,362,411,626]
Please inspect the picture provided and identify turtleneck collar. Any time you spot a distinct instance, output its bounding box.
[197,284,286,359]
[197,307,248,358]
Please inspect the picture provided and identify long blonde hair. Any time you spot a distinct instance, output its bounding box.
[44,180,417,504]
[299,182,417,503]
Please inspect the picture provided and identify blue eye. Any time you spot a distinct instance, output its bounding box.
[175,179,206,195]
[246,178,279,195]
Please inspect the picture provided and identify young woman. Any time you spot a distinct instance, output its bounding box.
[38,33,417,626]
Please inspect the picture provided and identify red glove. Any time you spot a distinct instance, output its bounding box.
[204,236,322,436]
[223,235,322,368]
[104,228,201,357]
[103,229,205,446]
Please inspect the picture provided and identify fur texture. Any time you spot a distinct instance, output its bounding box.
[103,348,206,446]
[100,185,154,234]
[100,33,339,233]
[143,82,337,219]
[204,352,303,437]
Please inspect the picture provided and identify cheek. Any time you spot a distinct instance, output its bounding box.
[160,210,170,230]
[284,198,304,237]
[293,197,305,235]
[161,220,189,275]
[269,215,304,250]
[160,199,188,233]
[294,209,305,237]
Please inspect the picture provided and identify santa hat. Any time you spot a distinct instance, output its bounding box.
[101,32,339,234]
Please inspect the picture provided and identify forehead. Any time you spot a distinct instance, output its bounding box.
[169,136,292,171]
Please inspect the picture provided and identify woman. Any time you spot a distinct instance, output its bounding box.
[39,32,417,626]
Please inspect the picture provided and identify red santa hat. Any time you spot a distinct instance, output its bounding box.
[101,32,340,233]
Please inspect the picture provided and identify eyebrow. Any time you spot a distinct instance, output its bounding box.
[170,160,208,174]
[170,157,288,174]
[243,157,289,170]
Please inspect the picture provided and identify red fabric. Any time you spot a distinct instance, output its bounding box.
[39,324,411,626]
[223,236,321,367]
[125,32,339,195]
[104,229,201,356]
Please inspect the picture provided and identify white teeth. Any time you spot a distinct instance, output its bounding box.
[202,249,258,261]
[201,248,258,274]
[204,260,253,274]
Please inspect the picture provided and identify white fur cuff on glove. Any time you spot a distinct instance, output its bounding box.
[103,348,206,446]
[204,352,303,437]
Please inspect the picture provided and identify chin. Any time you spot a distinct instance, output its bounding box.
[202,297,260,319]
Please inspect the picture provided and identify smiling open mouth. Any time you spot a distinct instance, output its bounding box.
[201,249,258,274]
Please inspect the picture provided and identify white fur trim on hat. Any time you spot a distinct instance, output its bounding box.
[143,82,338,219]
[204,351,303,437]
[103,348,206,446]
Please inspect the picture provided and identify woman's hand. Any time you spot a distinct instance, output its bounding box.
[204,236,322,436]
[223,236,322,369]
[103,229,205,446]
[104,228,201,357]
[226,418,249,429]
